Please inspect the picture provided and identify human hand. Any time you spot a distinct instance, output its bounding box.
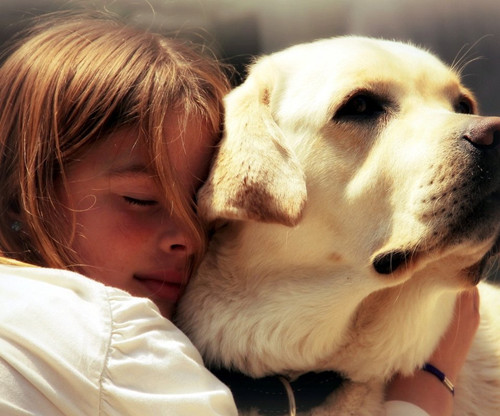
[386,287,480,416]
[425,287,480,383]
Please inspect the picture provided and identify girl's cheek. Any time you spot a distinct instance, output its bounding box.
[116,209,166,237]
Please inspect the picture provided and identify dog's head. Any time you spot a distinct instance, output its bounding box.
[177,36,500,381]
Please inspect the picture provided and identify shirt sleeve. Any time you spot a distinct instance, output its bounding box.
[385,400,430,416]
[100,287,238,416]
[0,264,237,416]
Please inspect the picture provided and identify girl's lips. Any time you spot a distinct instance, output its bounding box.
[134,271,186,303]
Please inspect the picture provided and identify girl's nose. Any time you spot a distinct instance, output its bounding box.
[158,222,197,257]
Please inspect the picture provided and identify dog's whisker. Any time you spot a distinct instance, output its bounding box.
[451,35,491,75]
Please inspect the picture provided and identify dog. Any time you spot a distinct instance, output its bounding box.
[176,36,500,415]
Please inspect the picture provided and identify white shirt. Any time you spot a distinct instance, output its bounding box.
[0,263,237,416]
[0,262,429,416]
[385,400,430,416]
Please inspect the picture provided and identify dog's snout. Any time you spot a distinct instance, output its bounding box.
[462,116,500,150]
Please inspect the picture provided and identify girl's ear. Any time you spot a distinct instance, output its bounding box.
[197,59,307,227]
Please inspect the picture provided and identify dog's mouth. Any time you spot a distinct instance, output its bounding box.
[371,250,415,275]
[372,181,500,278]
[371,188,500,277]
[371,244,498,283]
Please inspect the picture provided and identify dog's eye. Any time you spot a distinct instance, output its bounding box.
[455,97,474,114]
[335,94,386,119]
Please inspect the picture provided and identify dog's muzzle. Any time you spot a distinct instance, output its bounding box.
[372,116,500,277]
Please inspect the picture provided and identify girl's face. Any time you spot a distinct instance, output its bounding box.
[58,114,215,319]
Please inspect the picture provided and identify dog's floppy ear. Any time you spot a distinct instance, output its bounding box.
[198,59,307,227]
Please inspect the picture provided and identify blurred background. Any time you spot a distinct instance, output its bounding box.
[1,0,500,113]
[0,0,499,280]
[0,0,500,115]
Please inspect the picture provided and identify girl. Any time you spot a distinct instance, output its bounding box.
[0,11,478,416]
[0,10,236,415]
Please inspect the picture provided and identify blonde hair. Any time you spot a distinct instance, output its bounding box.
[0,11,230,270]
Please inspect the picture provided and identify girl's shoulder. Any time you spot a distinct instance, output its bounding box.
[0,262,237,415]
[0,262,114,413]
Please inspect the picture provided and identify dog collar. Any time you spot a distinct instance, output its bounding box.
[211,367,346,416]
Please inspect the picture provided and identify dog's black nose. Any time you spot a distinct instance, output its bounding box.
[462,116,500,150]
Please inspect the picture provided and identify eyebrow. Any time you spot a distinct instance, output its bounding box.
[106,163,155,178]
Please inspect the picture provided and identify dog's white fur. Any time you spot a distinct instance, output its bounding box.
[176,37,500,415]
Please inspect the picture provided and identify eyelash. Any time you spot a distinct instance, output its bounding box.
[123,196,158,207]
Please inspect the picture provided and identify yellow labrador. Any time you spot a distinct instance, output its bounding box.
[176,37,500,415]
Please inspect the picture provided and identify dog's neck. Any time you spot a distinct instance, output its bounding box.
[178,222,459,382]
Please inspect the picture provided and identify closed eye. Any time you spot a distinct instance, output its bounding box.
[123,196,158,207]
[334,92,388,121]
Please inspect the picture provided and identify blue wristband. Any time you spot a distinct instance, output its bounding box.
[422,363,455,396]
